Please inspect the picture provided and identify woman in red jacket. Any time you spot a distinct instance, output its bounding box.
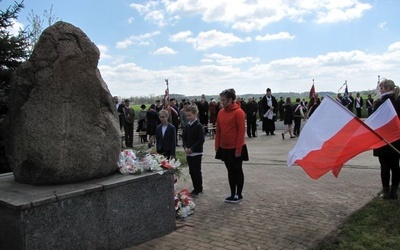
[215,89,248,203]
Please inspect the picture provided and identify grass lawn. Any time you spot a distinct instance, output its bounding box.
[313,194,400,249]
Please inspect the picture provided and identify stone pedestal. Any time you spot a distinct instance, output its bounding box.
[0,172,176,250]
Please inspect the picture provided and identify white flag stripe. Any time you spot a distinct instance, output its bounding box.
[287,96,354,166]
[365,99,397,129]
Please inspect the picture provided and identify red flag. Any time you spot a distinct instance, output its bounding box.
[163,88,169,109]
[287,96,400,179]
[309,83,315,99]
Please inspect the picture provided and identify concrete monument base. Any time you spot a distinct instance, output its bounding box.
[0,172,176,249]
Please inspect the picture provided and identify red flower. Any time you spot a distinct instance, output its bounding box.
[160,160,173,169]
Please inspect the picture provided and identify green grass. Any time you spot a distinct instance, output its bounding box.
[313,195,400,250]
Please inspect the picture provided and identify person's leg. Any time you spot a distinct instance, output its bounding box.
[251,117,257,137]
[124,124,130,147]
[379,156,391,199]
[288,124,294,137]
[294,117,300,135]
[390,154,400,199]
[187,156,196,193]
[297,118,302,136]
[225,160,236,197]
[270,119,276,135]
[247,119,252,137]
[191,155,203,193]
[232,159,244,198]
[128,124,134,146]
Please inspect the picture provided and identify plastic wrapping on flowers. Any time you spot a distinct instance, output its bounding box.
[118,149,193,219]
[175,189,195,219]
[118,149,182,177]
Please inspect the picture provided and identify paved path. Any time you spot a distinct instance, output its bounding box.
[129,121,381,250]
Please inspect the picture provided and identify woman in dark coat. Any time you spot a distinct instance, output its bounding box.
[146,104,160,148]
[281,97,295,139]
[373,79,400,200]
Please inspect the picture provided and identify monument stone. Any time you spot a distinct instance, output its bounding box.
[4,21,120,185]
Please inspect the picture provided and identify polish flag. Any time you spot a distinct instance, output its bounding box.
[309,83,316,99]
[287,95,400,179]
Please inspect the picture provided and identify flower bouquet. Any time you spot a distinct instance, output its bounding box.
[175,189,195,220]
[118,149,142,175]
[118,148,182,178]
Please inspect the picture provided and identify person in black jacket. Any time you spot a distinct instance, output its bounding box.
[183,104,205,196]
[354,92,364,118]
[156,109,176,159]
[245,97,258,138]
[373,79,400,200]
[261,88,278,135]
[122,99,135,147]
[197,94,209,134]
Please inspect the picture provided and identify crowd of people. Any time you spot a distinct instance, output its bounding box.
[113,80,400,202]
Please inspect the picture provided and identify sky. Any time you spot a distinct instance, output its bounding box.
[3,0,400,98]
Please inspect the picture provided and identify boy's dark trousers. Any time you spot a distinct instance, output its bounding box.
[293,116,301,136]
[187,155,203,192]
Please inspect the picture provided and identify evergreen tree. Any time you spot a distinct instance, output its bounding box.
[0,0,32,173]
[0,0,31,115]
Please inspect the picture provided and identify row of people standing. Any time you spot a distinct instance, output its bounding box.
[336,92,375,118]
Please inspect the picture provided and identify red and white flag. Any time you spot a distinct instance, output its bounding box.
[309,83,316,99]
[287,95,400,179]
[163,88,169,109]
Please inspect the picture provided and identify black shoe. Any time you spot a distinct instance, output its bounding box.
[190,190,203,196]
[290,136,296,139]
[248,135,252,138]
[281,133,285,140]
[253,135,257,137]
[266,133,269,136]
[224,195,236,203]
[230,195,242,203]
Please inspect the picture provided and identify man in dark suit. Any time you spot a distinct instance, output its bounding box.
[245,97,258,138]
[261,88,278,135]
[354,92,364,118]
[197,94,209,134]
[156,109,176,159]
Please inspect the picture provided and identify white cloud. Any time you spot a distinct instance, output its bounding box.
[130,2,158,14]
[152,46,177,55]
[162,0,372,32]
[116,31,161,49]
[97,44,111,60]
[144,10,167,27]
[388,42,400,52]
[6,18,24,36]
[130,1,174,27]
[378,21,387,29]
[201,53,260,65]
[100,41,400,97]
[315,1,372,23]
[170,29,250,50]
[128,17,135,24]
[255,32,295,41]
[169,31,193,42]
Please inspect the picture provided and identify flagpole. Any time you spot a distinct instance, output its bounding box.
[327,95,400,155]
[337,80,347,92]
[164,79,169,109]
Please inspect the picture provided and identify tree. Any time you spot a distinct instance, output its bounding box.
[0,0,32,173]
[26,4,59,55]
[0,0,32,114]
